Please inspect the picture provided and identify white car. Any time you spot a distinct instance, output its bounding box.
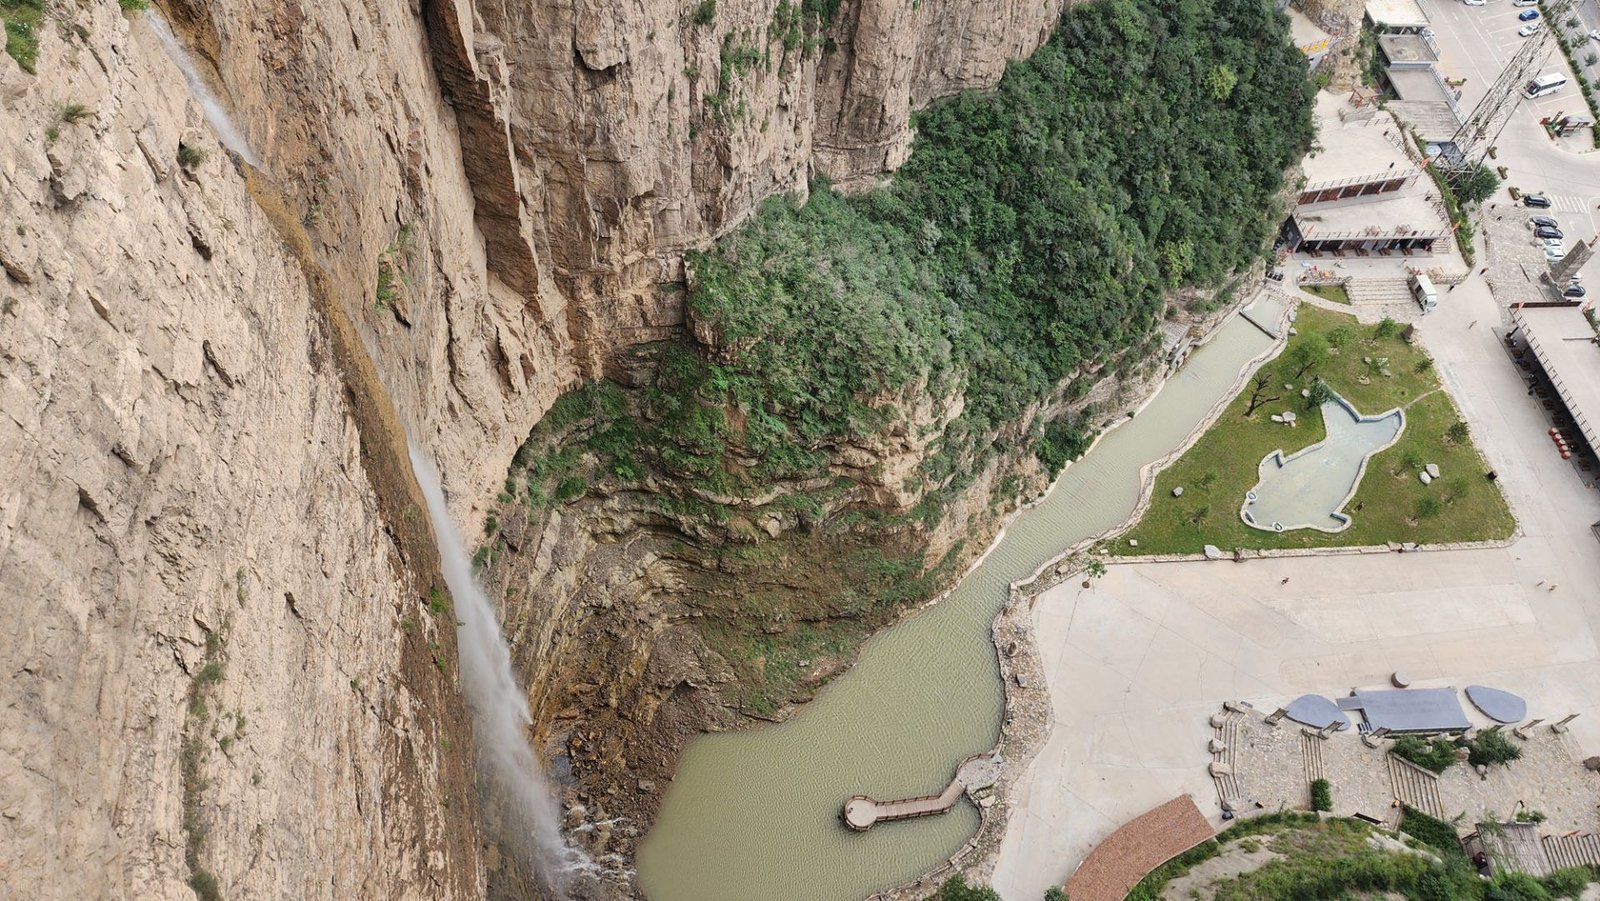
[1520,20,1543,36]
[1464,0,1485,6]
[1591,28,1600,41]
[1546,245,1568,262]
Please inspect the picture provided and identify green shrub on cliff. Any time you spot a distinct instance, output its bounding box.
[679,0,1315,492]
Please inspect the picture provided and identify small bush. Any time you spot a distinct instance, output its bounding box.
[59,102,92,124]
[1447,420,1470,444]
[1311,777,1333,811]
[1469,728,1522,767]
[1393,735,1458,773]
[1400,805,1467,859]
[1416,496,1443,519]
[1376,317,1400,339]
[933,875,1000,901]
[118,0,150,10]
[1488,871,1553,901]
[690,0,716,25]
[1516,808,1547,824]
[1543,866,1592,898]
[177,143,206,169]
[188,870,223,901]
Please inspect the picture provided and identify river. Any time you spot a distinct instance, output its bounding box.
[636,294,1288,901]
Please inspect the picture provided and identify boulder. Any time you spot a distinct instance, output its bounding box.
[1172,486,1184,497]
[1204,544,1224,560]
[1302,389,1311,397]
[1128,538,1139,547]
[1271,414,1284,423]
[1420,471,1432,485]
[1426,463,1440,478]
[1283,411,1297,423]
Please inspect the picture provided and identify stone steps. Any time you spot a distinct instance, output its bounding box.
[1344,278,1417,306]
[1543,833,1600,870]
[1387,753,1444,819]
[1301,732,1326,784]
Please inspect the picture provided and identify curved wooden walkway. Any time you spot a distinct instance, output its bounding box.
[843,779,965,831]
[841,752,1001,831]
[1063,795,1213,901]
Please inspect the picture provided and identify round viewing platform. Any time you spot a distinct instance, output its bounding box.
[843,796,879,831]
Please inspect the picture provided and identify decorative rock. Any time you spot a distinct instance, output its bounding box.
[1128,539,1139,547]
[1476,764,1489,776]
[1426,463,1440,478]
[1302,389,1311,397]
[1364,356,1372,364]
[1210,713,1229,728]
[1209,738,1228,753]
[1208,761,1234,777]
[1283,411,1297,423]
[1289,327,1298,336]
[1392,671,1411,688]
[1284,383,1294,390]
[1203,544,1224,560]
[1584,756,1600,772]
[1420,471,1432,485]
[1271,414,1284,423]
[1172,486,1184,497]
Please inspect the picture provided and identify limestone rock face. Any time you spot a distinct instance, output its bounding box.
[1,0,1069,895]
[0,7,479,899]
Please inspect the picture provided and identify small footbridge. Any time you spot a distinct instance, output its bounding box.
[841,752,1001,832]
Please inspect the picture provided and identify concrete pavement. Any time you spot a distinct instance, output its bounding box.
[991,225,1600,901]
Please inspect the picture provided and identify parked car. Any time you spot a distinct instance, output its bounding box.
[1518,7,1540,18]
[1536,225,1565,240]
[1590,28,1600,40]
[1519,20,1542,35]
[1542,238,1566,251]
[1530,215,1559,228]
[1513,0,1538,6]
[1524,193,1553,208]
[1464,0,1485,6]
[1563,284,1588,298]
[1545,245,1567,262]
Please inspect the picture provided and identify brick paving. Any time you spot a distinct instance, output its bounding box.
[1063,795,1213,901]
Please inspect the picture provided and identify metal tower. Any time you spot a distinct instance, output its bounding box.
[1447,3,1567,166]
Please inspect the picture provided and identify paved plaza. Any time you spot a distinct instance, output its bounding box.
[992,205,1600,901]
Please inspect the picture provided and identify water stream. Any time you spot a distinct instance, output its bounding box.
[637,295,1287,901]
[410,443,593,897]
[144,11,260,167]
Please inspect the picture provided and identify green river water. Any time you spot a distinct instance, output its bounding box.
[635,296,1287,901]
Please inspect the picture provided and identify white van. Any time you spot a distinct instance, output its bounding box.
[1410,273,1438,312]
[1525,73,1568,98]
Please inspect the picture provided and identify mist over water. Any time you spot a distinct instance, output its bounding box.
[144,11,260,167]
[409,442,594,898]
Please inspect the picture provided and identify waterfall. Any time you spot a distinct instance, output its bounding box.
[408,442,594,897]
[144,11,260,167]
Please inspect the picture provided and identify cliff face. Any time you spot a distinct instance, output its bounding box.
[0,0,1066,896]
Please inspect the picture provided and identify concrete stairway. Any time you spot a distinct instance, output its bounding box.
[1301,732,1326,783]
[1344,278,1417,306]
[1543,833,1600,870]
[1387,754,1445,818]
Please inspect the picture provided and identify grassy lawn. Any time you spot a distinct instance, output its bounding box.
[1300,283,1351,305]
[1114,305,1514,555]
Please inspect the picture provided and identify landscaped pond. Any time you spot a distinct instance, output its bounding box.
[1242,395,1403,532]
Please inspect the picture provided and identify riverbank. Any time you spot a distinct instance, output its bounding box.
[854,290,1298,900]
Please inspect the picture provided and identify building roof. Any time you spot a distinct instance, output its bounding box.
[1065,796,1213,901]
[1388,68,1451,103]
[1366,0,1429,29]
[1302,125,1417,188]
[1291,187,1448,240]
[1288,8,1334,56]
[1480,822,1552,878]
[1513,303,1600,451]
[1380,34,1439,65]
[1336,687,1471,732]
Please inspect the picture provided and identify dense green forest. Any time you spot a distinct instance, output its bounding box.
[521,0,1315,521]
[679,0,1315,494]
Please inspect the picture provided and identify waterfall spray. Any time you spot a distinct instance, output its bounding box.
[144,11,260,167]
[408,442,594,897]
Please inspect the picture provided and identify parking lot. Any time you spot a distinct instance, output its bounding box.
[1420,0,1600,290]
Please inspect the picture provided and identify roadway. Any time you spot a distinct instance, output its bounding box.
[1420,0,1600,287]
